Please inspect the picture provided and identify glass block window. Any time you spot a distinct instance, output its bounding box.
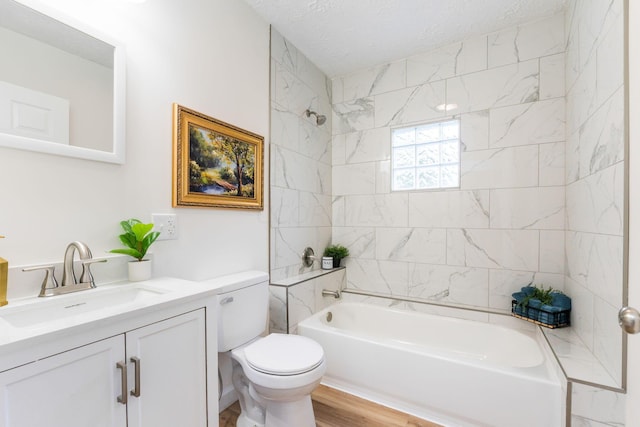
[391,119,460,191]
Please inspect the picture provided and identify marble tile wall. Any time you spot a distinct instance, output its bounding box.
[270,7,627,425]
[270,28,333,282]
[563,2,627,425]
[331,14,567,313]
[571,382,625,427]
[269,269,345,333]
[565,0,625,386]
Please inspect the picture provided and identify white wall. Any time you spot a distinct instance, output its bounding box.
[0,0,270,297]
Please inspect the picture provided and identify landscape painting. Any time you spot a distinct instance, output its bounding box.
[172,104,263,210]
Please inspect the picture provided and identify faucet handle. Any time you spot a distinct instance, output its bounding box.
[79,258,107,287]
[23,265,59,297]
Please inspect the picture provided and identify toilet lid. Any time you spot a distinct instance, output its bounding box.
[244,334,324,376]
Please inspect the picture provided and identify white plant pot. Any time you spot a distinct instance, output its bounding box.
[128,259,152,282]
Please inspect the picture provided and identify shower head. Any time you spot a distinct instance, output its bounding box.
[316,114,327,125]
[305,109,327,126]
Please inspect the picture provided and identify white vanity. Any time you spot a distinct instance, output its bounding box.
[0,278,220,427]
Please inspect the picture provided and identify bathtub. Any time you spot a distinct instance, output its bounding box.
[298,302,564,427]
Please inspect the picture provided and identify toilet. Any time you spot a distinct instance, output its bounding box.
[213,271,326,427]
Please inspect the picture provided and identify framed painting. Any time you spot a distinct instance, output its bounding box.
[172,104,264,210]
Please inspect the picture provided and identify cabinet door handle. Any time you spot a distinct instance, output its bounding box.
[116,361,128,405]
[130,356,141,397]
[220,296,234,305]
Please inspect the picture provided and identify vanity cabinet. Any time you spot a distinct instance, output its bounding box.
[126,309,206,427]
[0,309,207,427]
[0,335,126,426]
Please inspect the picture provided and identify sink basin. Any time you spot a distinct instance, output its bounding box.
[1,284,169,328]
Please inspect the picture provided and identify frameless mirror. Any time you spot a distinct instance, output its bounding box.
[0,0,125,163]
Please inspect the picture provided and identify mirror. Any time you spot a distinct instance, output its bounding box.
[0,0,125,163]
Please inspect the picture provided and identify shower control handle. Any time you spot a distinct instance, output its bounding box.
[302,247,315,267]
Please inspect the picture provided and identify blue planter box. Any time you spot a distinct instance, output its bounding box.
[511,287,571,329]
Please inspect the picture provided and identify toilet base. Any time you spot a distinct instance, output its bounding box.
[233,395,316,427]
[231,362,318,427]
[236,412,264,427]
[229,336,326,427]
[263,395,316,427]
[232,360,266,427]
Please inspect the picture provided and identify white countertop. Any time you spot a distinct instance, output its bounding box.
[0,277,219,360]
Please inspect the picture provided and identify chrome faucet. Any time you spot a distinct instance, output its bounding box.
[23,241,106,297]
[62,241,94,287]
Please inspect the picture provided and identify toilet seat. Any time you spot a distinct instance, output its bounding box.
[244,334,324,376]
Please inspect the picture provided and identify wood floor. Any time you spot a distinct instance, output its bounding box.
[219,384,441,427]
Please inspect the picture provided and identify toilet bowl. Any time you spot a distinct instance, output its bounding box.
[206,271,326,427]
[231,334,326,427]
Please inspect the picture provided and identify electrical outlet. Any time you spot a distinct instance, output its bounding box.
[152,214,178,240]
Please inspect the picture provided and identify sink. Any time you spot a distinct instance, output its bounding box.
[1,284,169,328]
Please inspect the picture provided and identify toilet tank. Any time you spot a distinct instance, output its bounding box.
[215,274,269,352]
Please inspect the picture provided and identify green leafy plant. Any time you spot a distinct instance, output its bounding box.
[519,285,560,307]
[323,244,350,260]
[110,218,160,262]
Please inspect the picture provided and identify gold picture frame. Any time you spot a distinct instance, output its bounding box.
[172,104,264,210]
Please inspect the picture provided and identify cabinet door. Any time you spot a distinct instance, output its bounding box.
[126,309,207,427]
[0,335,127,427]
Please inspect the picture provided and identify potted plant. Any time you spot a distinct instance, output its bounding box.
[323,244,350,268]
[110,218,160,281]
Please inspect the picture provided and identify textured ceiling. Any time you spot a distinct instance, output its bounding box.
[243,0,566,77]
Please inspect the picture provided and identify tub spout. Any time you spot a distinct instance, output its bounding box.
[322,289,341,299]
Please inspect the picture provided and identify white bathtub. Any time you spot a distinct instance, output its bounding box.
[298,302,564,427]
